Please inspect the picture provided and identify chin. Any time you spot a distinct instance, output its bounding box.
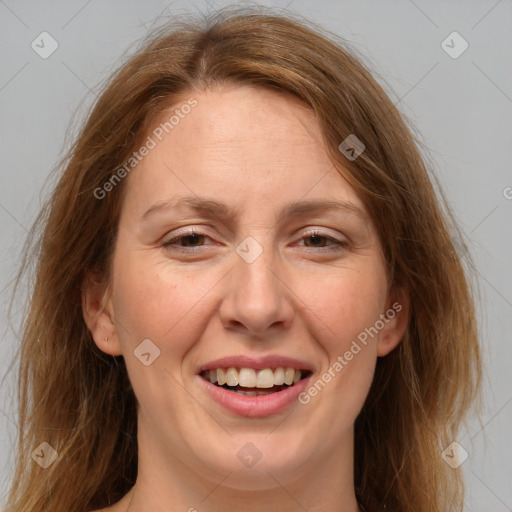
[196,442,307,490]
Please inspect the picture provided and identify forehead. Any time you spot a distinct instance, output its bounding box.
[122,85,364,216]
[153,85,327,157]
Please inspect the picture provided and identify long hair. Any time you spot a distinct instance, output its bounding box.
[4,6,481,511]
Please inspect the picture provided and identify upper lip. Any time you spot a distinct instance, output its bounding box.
[199,355,315,373]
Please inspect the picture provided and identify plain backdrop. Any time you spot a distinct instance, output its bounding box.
[1,0,511,510]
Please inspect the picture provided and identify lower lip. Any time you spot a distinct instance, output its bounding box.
[198,374,312,418]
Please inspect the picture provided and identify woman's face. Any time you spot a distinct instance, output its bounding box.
[88,84,407,491]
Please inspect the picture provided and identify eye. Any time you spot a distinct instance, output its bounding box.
[162,230,214,251]
[297,230,348,251]
[162,228,348,253]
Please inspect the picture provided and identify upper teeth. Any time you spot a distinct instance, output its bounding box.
[203,367,303,388]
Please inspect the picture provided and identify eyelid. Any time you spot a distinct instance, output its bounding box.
[162,227,217,247]
[299,228,347,242]
[162,226,348,252]
[295,228,348,249]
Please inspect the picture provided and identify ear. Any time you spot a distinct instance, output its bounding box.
[376,287,410,357]
[82,270,122,356]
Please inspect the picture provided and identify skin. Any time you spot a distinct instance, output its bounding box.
[83,84,409,512]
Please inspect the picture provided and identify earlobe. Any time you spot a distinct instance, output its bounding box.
[81,271,123,356]
[376,290,410,357]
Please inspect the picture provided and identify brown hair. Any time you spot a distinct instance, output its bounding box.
[4,5,481,512]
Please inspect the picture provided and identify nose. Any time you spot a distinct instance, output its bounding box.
[219,241,294,337]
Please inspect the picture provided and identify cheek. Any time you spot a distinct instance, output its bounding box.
[109,250,222,415]
[294,265,386,409]
[112,251,223,343]
[296,265,388,353]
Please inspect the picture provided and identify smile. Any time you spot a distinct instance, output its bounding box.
[200,367,312,396]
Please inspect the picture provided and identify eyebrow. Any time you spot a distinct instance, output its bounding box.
[141,195,366,223]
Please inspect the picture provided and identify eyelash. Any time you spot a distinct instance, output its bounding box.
[162,229,348,252]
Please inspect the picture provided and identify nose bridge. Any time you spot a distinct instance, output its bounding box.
[236,236,277,293]
[221,234,293,334]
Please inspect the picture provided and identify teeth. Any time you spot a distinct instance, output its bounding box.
[235,389,277,396]
[274,367,285,385]
[206,367,304,388]
[235,389,259,396]
[217,368,226,386]
[256,368,274,388]
[284,368,295,385]
[225,367,238,386]
[239,368,256,387]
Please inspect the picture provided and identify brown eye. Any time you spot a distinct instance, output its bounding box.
[177,233,205,247]
[163,230,213,251]
[298,230,347,251]
[304,234,329,247]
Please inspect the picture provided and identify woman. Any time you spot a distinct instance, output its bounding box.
[4,6,481,512]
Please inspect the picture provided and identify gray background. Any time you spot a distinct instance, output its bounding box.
[1,0,511,510]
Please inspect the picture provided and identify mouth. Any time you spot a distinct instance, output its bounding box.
[200,367,313,397]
